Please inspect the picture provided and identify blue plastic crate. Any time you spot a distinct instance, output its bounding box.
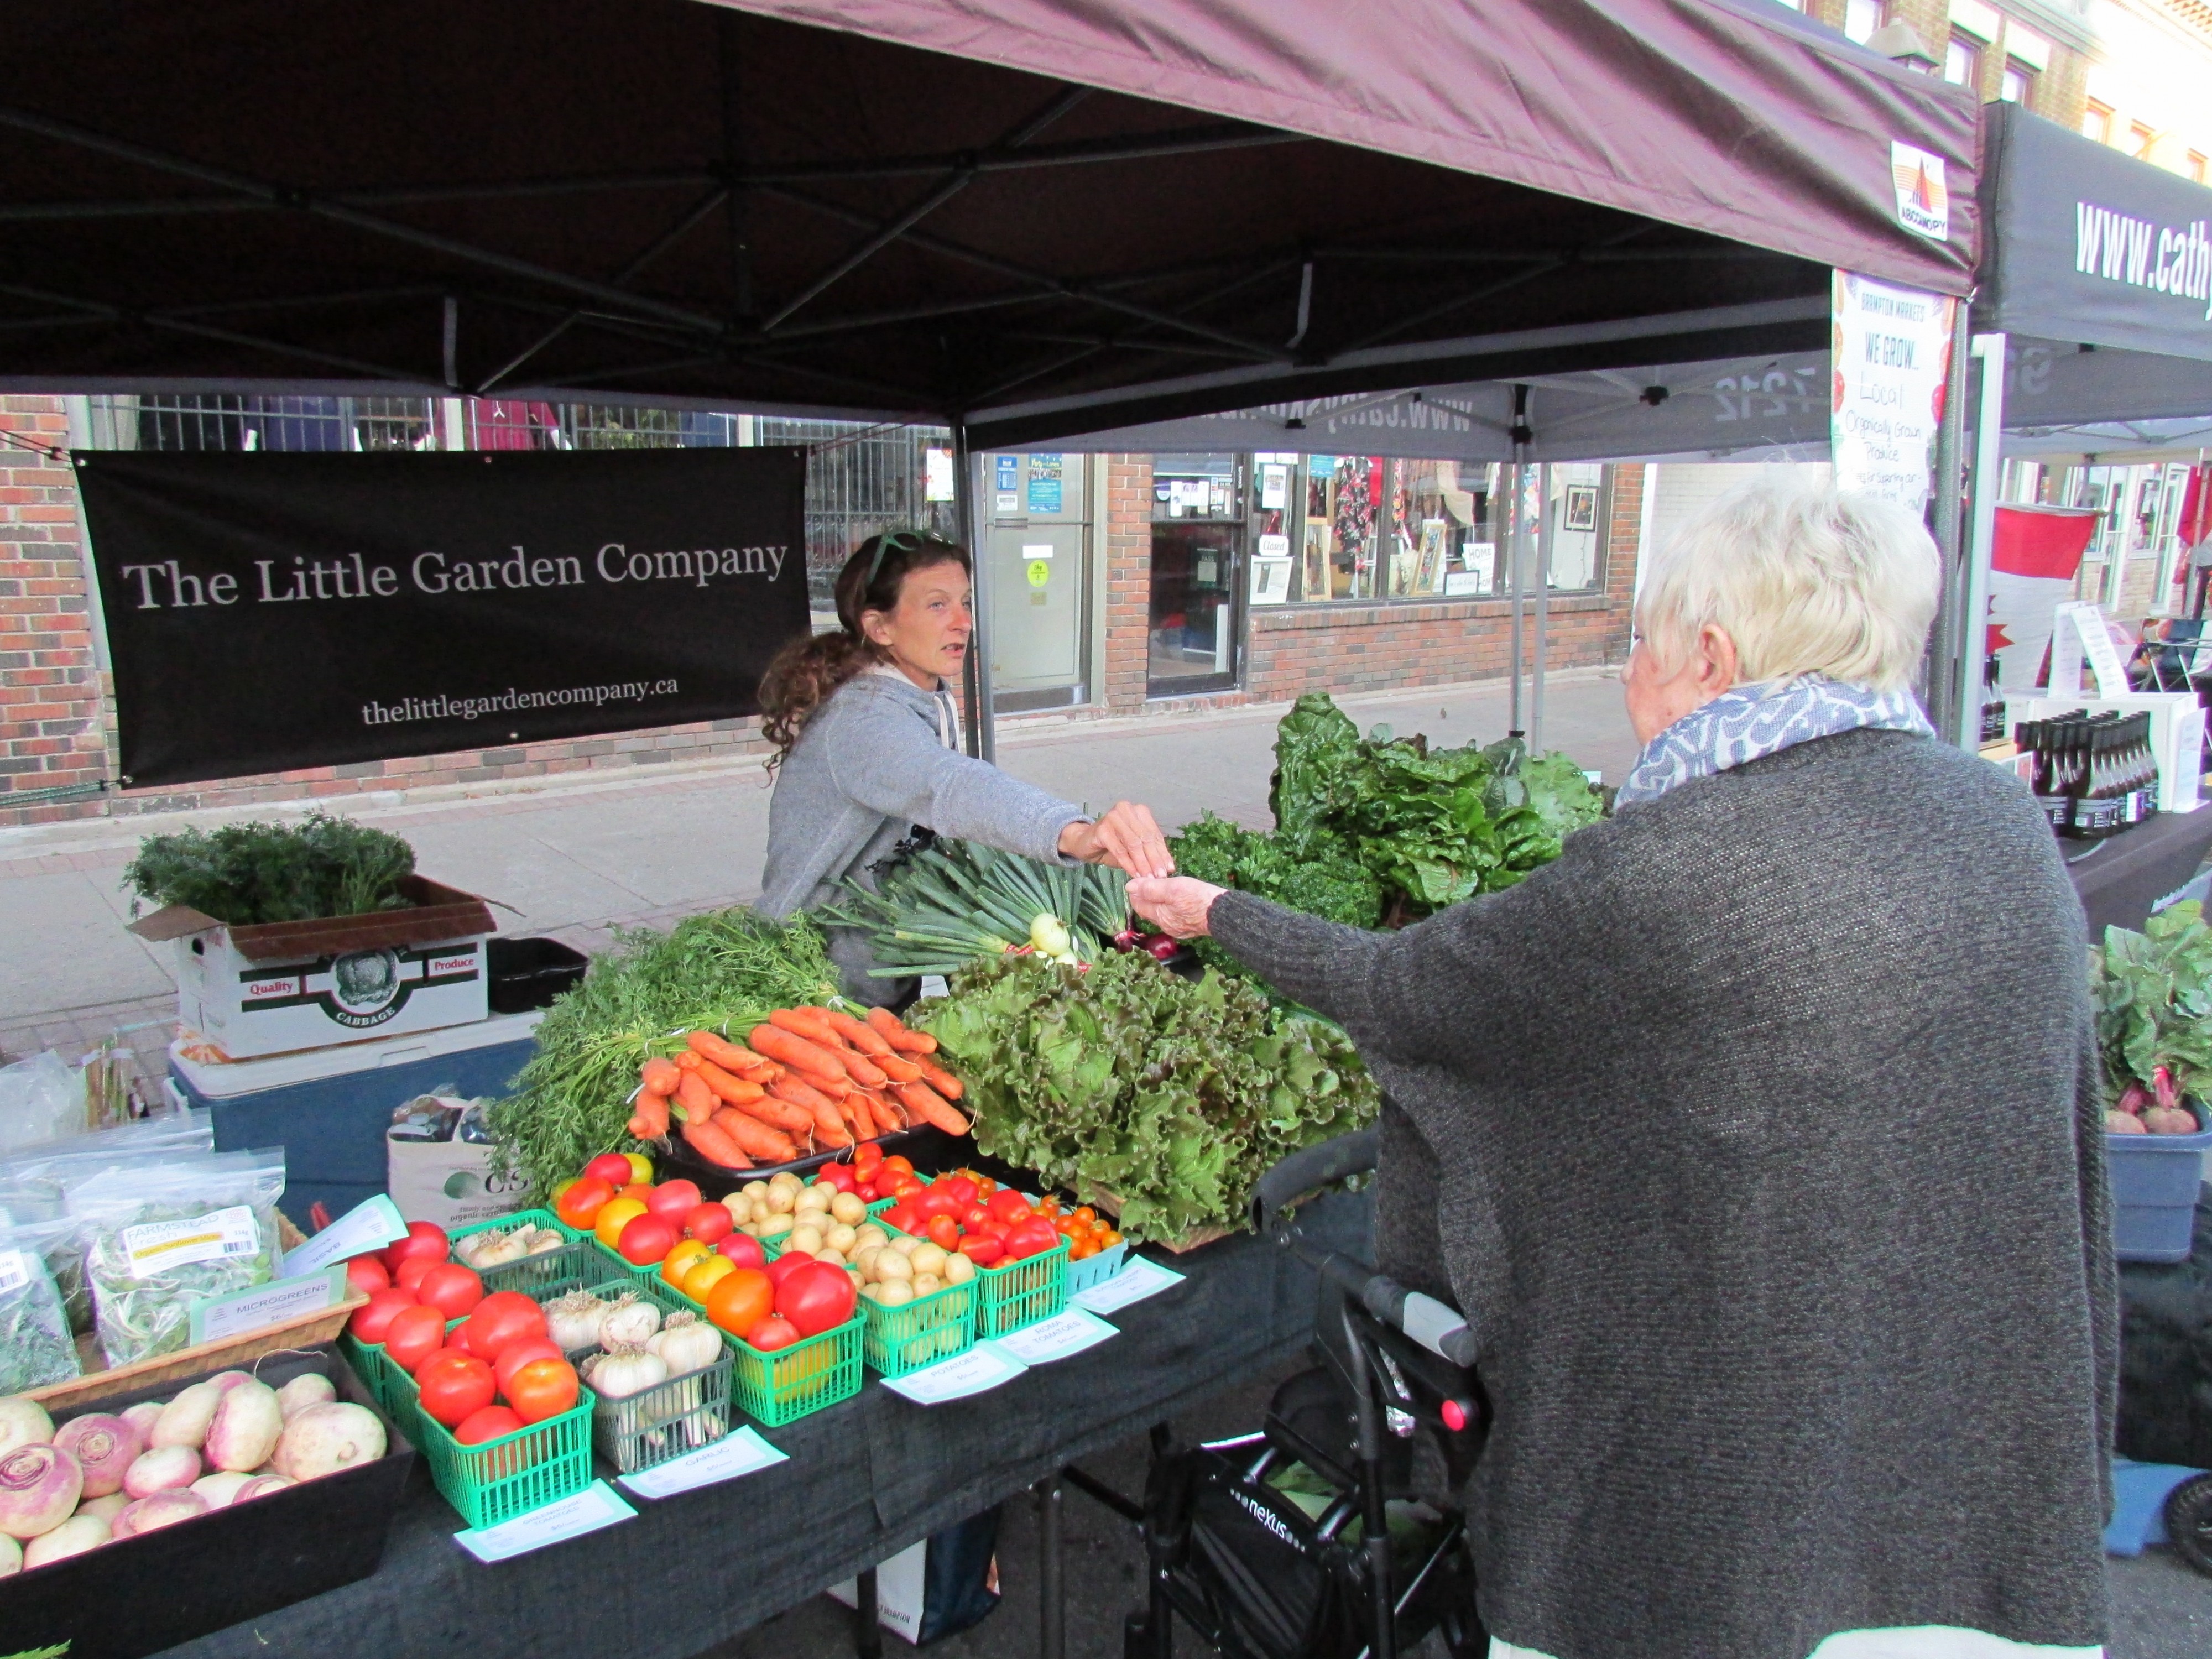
[2108,1104,2212,1263]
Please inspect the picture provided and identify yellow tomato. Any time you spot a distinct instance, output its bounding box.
[594,1197,650,1249]
[682,1254,738,1302]
[623,1151,654,1186]
[662,1238,712,1286]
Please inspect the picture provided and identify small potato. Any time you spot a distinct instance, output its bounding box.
[943,1253,975,1285]
[794,1190,830,1216]
[830,1191,867,1226]
[854,1245,884,1280]
[815,1248,848,1267]
[853,1225,889,1252]
[861,1283,885,1304]
[890,1234,920,1256]
[909,1243,948,1278]
[765,1186,797,1215]
[877,1279,914,1307]
[912,1273,942,1296]
[756,1212,794,1240]
[788,1224,824,1256]
[875,1249,913,1281]
[768,1171,801,1193]
[807,1180,842,1208]
[721,1193,754,1224]
[743,1180,771,1203]
[739,1221,761,1238]
[826,1224,858,1255]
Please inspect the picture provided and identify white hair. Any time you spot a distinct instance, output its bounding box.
[1635,482,1940,692]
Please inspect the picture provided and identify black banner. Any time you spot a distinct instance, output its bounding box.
[75,446,810,786]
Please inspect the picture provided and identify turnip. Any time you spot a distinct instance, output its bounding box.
[112,1490,206,1536]
[23,1513,108,1567]
[119,1401,165,1440]
[204,1379,283,1473]
[76,1491,129,1524]
[52,1413,144,1498]
[232,1473,293,1503]
[0,1397,54,1459]
[0,1532,18,1575]
[150,1381,226,1451]
[275,1373,336,1420]
[0,1443,81,1539]
[206,1370,251,1394]
[271,1402,385,1481]
[122,1444,199,1499]
[191,1470,257,1509]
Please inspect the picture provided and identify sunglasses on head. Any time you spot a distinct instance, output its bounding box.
[864,529,930,589]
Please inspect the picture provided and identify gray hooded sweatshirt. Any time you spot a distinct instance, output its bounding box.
[757,666,1085,1000]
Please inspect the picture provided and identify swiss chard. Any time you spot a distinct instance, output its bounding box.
[2093,900,2212,1103]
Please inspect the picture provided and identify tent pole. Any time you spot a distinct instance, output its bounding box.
[1507,385,1531,737]
[954,424,998,762]
[1532,462,1551,752]
[1957,332,2007,750]
[1927,312,1971,744]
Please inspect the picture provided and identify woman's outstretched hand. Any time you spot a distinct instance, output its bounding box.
[1127,875,1224,938]
[1061,801,1176,879]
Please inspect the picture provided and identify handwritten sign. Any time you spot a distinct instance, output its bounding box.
[1072,1255,1186,1315]
[455,1480,636,1563]
[617,1428,789,1500]
[881,1343,1028,1405]
[187,1266,347,1344]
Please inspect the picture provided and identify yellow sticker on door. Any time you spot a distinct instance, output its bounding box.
[1026,560,1051,588]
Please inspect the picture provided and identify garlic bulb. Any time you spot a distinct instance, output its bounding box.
[544,1290,609,1354]
[583,1342,667,1401]
[646,1313,722,1379]
[598,1291,661,1348]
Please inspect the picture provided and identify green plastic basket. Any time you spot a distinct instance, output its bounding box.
[447,1209,601,1299]
[392,1364,596,1530]
[337,1332,404,1416]
[972,1235,1068,1337]
[727,1312,865,1426]
[860,1275,975,1378]
[1063,1239,1130,1298]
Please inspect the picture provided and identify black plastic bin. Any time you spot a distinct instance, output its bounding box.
[487,935,589,1014]
[0,1345,414,1659]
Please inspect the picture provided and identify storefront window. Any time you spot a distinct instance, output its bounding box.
[1147,454,1243,696]
[1543,464,1607,592]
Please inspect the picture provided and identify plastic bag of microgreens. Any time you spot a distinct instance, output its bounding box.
[68,1146,287,1368]
[0,1213,85,1394]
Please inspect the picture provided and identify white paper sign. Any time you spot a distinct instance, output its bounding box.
[1072,1255,1187,1315]
[1830,270,1957,514]
[189,1266,346,1344]
[617,1427,789,1499]
[881,1342,1028,1404]
[279,1193,408,1277]
[122,1204,258,1278]
[2048,601,2132,698]
[987,1307,1118,1366]
[454,1480,637,1563]
[1022,542,1054,561]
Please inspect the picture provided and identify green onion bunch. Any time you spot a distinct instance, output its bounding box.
[816,838,1130,978]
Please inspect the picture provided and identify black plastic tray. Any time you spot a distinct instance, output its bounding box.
[0,1345,415,1659]
[487,935,589,1014]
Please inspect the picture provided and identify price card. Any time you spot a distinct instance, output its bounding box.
[881,1343,1028,1405]
[454,1480,636,1563]
[1072,1255,1186,1315]
[617,1427,789,1500]
[187,1265,347,1345]
[279,1193,408,1277]
[987,1307,1118,1366]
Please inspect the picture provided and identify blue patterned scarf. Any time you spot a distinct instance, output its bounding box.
[1615,675,1935,808]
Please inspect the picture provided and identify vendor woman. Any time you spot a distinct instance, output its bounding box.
[757,530,1173,1002]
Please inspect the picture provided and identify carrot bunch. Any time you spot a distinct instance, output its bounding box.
[628,1003,969,1171]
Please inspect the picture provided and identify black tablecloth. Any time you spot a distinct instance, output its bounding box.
[2064,807,2212,937]
[163,1188,1374,1659]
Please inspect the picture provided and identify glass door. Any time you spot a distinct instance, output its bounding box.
[1147,453,1244,697]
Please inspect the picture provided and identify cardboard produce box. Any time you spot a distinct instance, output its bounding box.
[131,874,497,1060]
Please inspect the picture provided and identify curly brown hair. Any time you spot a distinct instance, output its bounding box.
[758,531,972,769]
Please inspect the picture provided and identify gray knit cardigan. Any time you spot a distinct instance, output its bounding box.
[1209,727,2114,1659]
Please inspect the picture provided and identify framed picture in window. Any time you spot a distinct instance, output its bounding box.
[1563,484,1599,533]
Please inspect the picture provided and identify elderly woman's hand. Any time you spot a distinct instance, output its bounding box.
[1061,801,1176,879]
[1128,875,1225,938]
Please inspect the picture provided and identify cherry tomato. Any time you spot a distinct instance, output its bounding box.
[416,1351,497,1427]
[555,1176,615,1232]
[460,1291,547,1361]
[717,1233,768,1270]
[1099,1230,1123,1248]
[940,1175,979,1208]
[583,1153,634,1186]
[455,1405,526,1446]
[879,1154,915,1181]
[774,1260,857,1338]
[1056,1215,1085,1238]
[987,1189,1032,1227]
[506,1356,581,1423]
[816,1162,856,1194]
[925,1213,961,1252]
[1070,1238,1099,1261]
[617,1212,678,1266]
[1037,1194,1060,1215]
[956,1234,1005,1266]
[494,1336,565,1395]
[395,1254,440,1296]
[416,1262,486,1320]
[748,1316,800,1353]
[706,1267,775,1340]
[645,1179,702,1225]
[684,1203,733,1245]
[344,1254,390,1297]
[383,1303,449,1375]
[1072,1206,1097,1227]
[348,1286,418,1343]
[380,1220,450,1276]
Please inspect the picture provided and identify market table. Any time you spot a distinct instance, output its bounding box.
[159,1186,1373,1659]
[2063,807,2212,937]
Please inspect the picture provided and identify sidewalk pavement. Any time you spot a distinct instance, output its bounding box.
[0,670,1639,1066]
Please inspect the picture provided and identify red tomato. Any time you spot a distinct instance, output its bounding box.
[925,1214,961,1252]
[852,1142,885,1181]
[348,1286,418,1343]
[383,1303,449,1374]
[888,1175,925,1202]
[395,1253,440,1295]
[910,1187,959,1224]
[416,1351,497,1427]
[494,1336,565,1395]
[940,1175,979,1208]
[706,1269,774,1340]
[444,1318,478,1356]
[775,1260,857,1338]
[505,1357,581,1424]
[645,1179,702,1224]
[615,1181,654,1207]
[716,1233,768,1270]
[764,1251,815,1290]
[460,1291,546,1361]
[683,1203,733,1246]
[879,1203,918,1235]
[554,1175,615,1232]
[816,1162,856,1193]
[956,1234,1005,1266]
[1004,1217,1059,1261]
[344,1254,391,1297]
[415,1262,485,1321]
[961,1204,994,1233]
[617,1212,678,1265]
[583,1153,634,1186]
[748,1316,800,1353]
[454,1405,526,1446]
[987,1189,1033,1227]
[856,1182,879,1202]
[879,1154,915,1181]
[380,1220,450,1275]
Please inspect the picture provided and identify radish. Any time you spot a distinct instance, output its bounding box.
[2109,1109,2148,1134]
[52,1413,144,1499]
[2145,1105,2200,1134]
[123,1444,199,1499]
[150,1381,226,1451]
[270,1402,385,1482]
[275,1374,336,1420]
[204,1379,283,1473]
[23,1513,108,1567]
[0,1443,81,1540]
[0,1397,53,1459]
[113,1490,206,1536]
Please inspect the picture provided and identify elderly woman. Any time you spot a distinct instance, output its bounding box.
[1130,484,2112,1659]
